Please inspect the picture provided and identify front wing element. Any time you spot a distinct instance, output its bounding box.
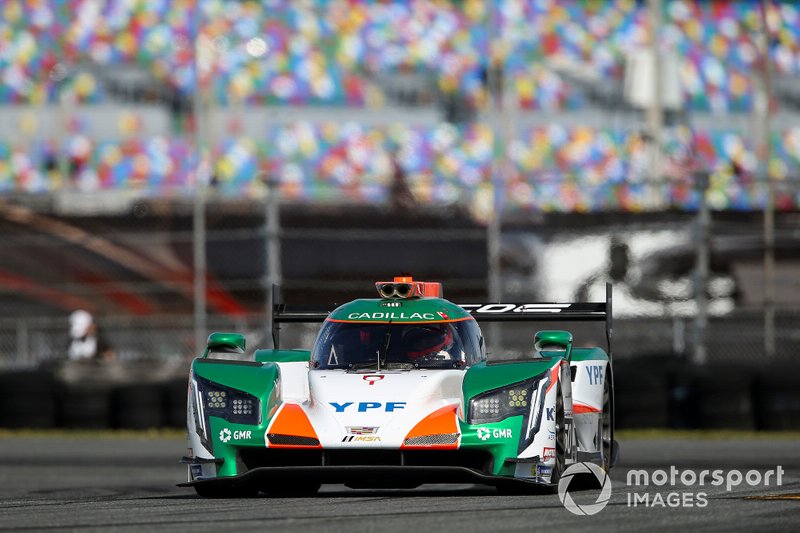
[178,465,556,492]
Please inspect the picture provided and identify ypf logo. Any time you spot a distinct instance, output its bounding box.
[558,462,612,516]
[219,428,232,443]
[477,427,491,441]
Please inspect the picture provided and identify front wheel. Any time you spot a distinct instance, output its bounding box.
[599,365,613,471]
[551,383,567,485]
[262,482,321,497]
[194,483,258,498]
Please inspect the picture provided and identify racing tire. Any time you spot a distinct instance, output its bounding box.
[194,484,258,498]
[262,483,321,497]
[599,365,613,471]
[550,383,567,486]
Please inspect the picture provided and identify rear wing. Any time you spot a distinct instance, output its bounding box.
[270,283,613,359]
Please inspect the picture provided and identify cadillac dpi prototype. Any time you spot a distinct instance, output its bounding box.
[180,277,617,496]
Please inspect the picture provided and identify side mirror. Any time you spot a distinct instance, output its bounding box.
[203,332,246,358]
[533,330,573,360]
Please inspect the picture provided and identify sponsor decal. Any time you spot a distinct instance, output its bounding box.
[586,365,603,385]
[437,311,449,320]
[362,375,385,385]
[218,428,251,442]
[461,303,570,314]
[543,447,556,461]
[476,427,513,441]
[346,426,379,435]
[329,401,407,412]
[341,435,382,443]
[347,312,436,320]
[533,464,553,478]
[381,302,402,308]
[546,407,555,421]
[547,430,556,441]
[559,462,612,516]
[190,464,203,479]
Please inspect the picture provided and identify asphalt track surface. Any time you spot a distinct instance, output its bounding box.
[0,434,798,532]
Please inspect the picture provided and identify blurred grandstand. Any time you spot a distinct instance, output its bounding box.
[1,0,799,368]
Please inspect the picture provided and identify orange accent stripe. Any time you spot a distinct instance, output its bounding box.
[545,364,561,393]
[573,402,602,414]
[266,403,321,448]
[401,404,459,449]
[326,317,473,324]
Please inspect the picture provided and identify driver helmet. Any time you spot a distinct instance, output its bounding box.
[404,324,454,360]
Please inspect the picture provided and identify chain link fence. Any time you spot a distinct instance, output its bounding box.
[0,196,798,370]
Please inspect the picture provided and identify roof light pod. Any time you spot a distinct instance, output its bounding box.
[375,276,443,299]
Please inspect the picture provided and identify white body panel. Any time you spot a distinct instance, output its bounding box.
[571,360,607,454]
[280,369,465,448]
[277,361,310,402]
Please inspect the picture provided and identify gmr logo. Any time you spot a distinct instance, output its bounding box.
[219,428,251,442]
[476,428,513,441]
[330,402,407,412]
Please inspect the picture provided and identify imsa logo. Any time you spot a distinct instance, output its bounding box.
[342,436,381,443]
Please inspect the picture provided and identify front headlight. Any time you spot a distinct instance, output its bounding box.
[194,374,261,426]
[468,376,542,424]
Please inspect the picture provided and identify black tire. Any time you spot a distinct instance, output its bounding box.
[163,379,189,429]
[599,365,613,471]
[57,385,112,429]
[551,383,567,485]
[112,384,164,429]
[262,483,321,497]
[0,371,57,429]
[194,484,258,498]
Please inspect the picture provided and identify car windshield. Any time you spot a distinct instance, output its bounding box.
[311,319,484,370]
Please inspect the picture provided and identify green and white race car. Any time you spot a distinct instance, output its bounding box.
[180,277,617,496]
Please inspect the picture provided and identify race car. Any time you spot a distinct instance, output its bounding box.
[179,276,617,496]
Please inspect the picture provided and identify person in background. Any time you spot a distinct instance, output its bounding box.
[68,310,115,362]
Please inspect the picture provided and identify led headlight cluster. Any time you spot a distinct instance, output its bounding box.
[206,391,227,409]
[194,374,260,426]
[232,398,254,416]
[468,375,542,425]
[508,389,528,408]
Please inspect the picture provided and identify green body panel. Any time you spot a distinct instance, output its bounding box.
[204,332,246,357]
[192,359,279,399]
[462,360,556,402]
[254,349,311,363]
[209,416,266,477]
[534,330,573,359]
[193,359,283,477]
[570,347,609,362]
[329,297,472,322]
[459,416,524,476]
